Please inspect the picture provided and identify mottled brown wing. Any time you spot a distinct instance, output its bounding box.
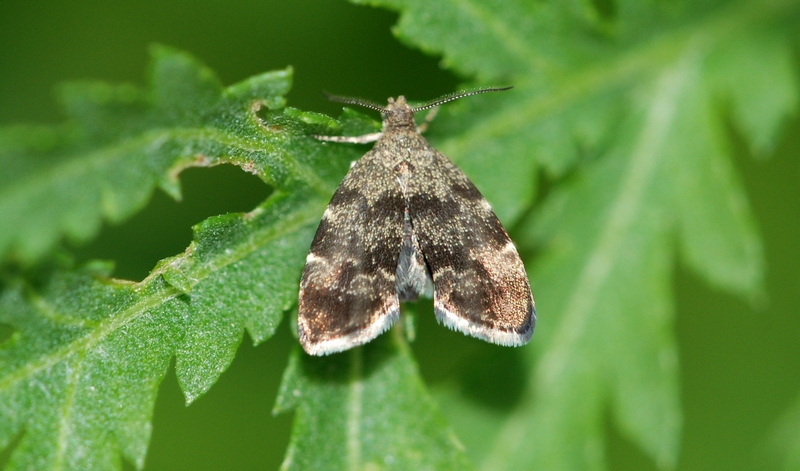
[298,150,405,355]
[406,147,535,346]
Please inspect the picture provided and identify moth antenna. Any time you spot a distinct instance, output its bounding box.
[323,91,388,113]
[411,86,513,112]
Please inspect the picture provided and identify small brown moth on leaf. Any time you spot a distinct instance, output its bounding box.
[298,87,535,355]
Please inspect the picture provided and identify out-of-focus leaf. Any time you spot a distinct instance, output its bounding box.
[351,0,800,470]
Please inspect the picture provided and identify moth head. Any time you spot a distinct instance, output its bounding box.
[383,96,416,131]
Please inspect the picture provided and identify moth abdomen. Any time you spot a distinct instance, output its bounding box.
[395,208,433,302]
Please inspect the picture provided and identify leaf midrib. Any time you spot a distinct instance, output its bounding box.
[347,347,364,470]
[536,45,700,388]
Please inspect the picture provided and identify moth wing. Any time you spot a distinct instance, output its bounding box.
[298,152,405,355]
[407,149,535,346]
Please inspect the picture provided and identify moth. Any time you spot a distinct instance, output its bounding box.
[298,87,535,355]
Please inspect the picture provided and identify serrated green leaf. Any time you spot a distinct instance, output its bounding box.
[0,196,320,469]
[351,1,799,470]
[274,333,471,471]
[0,44,343,265]
[0,46,369,470]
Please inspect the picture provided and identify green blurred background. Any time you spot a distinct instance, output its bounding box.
[0,1,798,470]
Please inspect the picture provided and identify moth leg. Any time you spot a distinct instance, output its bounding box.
[313,132,383,144]
[415,106,439,134]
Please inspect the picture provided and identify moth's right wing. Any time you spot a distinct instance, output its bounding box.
[298,152,405,355]
[407,148,535,347]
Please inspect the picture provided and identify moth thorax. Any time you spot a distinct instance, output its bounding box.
[383,96,416,131]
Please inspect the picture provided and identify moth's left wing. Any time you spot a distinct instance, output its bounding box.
[407,148,535,346]
[298,151,406,355]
